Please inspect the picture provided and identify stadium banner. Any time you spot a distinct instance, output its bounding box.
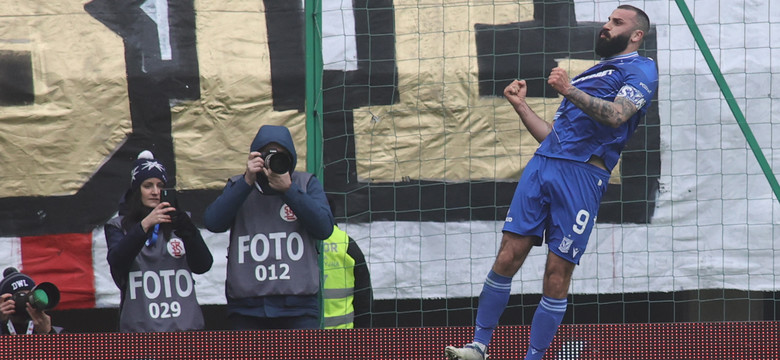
[0,0,778,311]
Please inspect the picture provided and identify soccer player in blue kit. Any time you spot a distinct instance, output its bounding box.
[445,5,658,360]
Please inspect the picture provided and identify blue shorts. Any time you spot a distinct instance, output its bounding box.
[502,155,610,264]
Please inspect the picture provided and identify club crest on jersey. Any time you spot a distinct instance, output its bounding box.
[280,204,297,222]
[167,237,186,258]
[618,84,646,109]
[558,236,573,254]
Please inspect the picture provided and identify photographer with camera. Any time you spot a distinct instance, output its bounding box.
[104,150,213,332]
[0,267,64,335]
[204,124,334,330]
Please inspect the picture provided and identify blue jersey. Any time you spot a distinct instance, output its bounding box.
[535,52,658,171]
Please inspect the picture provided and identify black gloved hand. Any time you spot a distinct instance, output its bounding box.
[171,210,198,238]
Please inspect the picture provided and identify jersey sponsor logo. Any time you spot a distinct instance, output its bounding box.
[617,85,646,110]
[573,248,580,258]
[558,236,573,254]
[505,216,513,223]
[167,237,185,258]
[280,204,297,222]
[571,69,614,85]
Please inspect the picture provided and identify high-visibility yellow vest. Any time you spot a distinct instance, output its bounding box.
[322,225,356,329]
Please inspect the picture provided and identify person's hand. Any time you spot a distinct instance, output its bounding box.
[140,203,175,233]
[503,79,528,108]
[262,166,292,192]
[547,67,573,96]
[0,293,13,322]
[171,210,198,238]
[244,151,265,186]
[26,303,52,334]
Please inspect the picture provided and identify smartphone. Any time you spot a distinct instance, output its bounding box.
[161,188,179,208]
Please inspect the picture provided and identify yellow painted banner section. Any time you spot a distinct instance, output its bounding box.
[0,0,619,201]
[0,4,129,197]
[352,0,621,183]
[174,0,306,190]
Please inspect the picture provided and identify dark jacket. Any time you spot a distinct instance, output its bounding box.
[348,236,373,328]
[203,125,334,321]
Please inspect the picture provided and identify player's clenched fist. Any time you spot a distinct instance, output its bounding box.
[547,67,573,96]
[503,79,528,107]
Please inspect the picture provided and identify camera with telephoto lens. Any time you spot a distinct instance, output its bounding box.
[1,267,60,317]
[12,283,60,315]
[261,149,292,174]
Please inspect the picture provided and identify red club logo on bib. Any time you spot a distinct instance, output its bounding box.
[167,237,186,258]
[280,204,297,222]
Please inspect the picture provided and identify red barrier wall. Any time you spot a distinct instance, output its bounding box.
[2,322,778,359]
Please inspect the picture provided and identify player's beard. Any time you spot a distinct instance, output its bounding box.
[595,30,630,58]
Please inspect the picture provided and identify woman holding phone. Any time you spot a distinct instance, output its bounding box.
[104,150,213,332]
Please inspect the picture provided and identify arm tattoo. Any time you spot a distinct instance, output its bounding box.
[565,87,637,127]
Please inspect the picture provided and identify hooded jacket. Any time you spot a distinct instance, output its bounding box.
[204,125,334,320]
